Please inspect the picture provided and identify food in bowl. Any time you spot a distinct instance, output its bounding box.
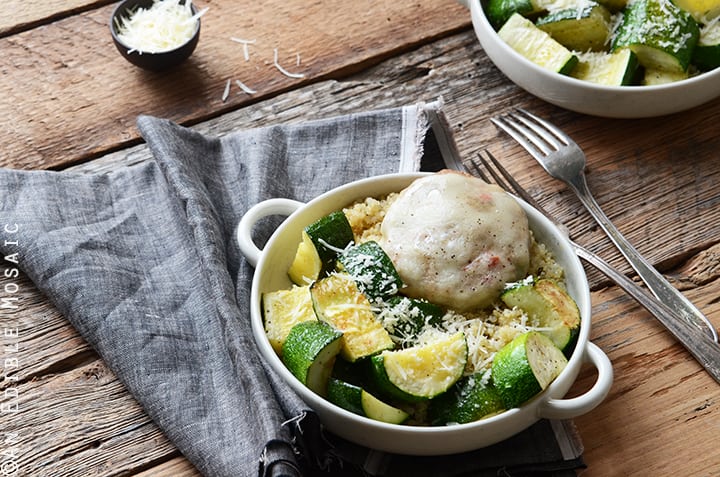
[262,172,581,426]
[485,0,720,86]
[114,0,205,54]
[379,172,531,311]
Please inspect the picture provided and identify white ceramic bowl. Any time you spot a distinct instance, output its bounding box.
[237,173,613,455]
[457,0,720,118]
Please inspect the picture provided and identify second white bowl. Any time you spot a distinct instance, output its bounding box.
[457,0,720,118]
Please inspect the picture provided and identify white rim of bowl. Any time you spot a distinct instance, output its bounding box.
[469,0,720,93]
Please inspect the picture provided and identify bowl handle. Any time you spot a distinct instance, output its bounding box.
[536,342,613,420]
[236,198,304,267]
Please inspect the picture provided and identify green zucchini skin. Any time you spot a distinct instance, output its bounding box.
[338,240,403,299]
[611,0,699,73]
[536,4,612,53]
[305,211,355,275]
[498,13,579,75]
[491,332,567,409]
[327,378,409,424]
[486,0,543,29]
[282,321,343,396]
[381,295,445,342]
[501,278,581,355]
[485,0,720,85]
[693,20,720,71]
[429,373,505,425]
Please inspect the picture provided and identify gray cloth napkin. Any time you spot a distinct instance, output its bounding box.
[0,102,583,476]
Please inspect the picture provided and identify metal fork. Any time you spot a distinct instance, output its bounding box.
[492,108,718,343]
[464,150,720,384]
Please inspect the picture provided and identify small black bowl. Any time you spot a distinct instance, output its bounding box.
[110,0,201,72]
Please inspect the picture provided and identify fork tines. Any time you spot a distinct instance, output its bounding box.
[491,109,570,159]
[470,149,571,238]
[471,150,539,211]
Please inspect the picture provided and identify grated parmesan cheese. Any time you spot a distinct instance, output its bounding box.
[230,37,257,61]
[115,0,208,54]
[340,193,567,376]
[273,48,306,79]
[235,79,257,95]
[221,78,231,102]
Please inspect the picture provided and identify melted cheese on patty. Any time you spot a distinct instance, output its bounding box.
[379,171,530,311]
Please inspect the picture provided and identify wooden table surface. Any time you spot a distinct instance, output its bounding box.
[2,1,719,475]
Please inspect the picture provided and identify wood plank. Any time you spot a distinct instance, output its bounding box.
[1,0,470,171]
[0,358,181,476]
[0,271,188,475]
[66,29,720,283]
[571,273,720,476]
[0,275,93,382]
[134,457,201,477]
[3,262,715,476]
[0,1,112,36]
[3,29,719,476]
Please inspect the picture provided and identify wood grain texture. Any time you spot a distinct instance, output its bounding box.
[0,353,183,476]
[0,1,112,36]
[67,28,720,283]
[1,0,469,170]
[2,258,716,476]
[2,2,720,475]
[134,457,200,476]
[574,274,720,476]
[0,275,93,383]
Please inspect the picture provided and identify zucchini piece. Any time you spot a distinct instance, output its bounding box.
[571,48,640,85]
[485,0,548,29]
[328,377,364,415]
[338,240,403,299]
[370,332,467,402]
[642,67,690,84]
[491,331,568,409]
[612,0,700,73]
[693,18,720,70]
[673,0,720,22]
[501,278,580,353]
[331,355,369,385]
[311,273,394,362]
[361,388,410,424]
[288,211,354,285]
[282,321,343,397]
[498,13,579,75]
[536,3,612,52]
[380,296,445,343]
[288,231,322,285]
[327,378,409,424]
[262,285,316,355]
[429,373,505,425]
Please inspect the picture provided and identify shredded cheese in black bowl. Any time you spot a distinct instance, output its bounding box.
[110,0,206,72]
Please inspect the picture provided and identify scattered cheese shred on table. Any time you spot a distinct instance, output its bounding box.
[220,42,305,100]
[235,79,257,95]
[230,37,257,61]
[115,0,208,54]
[273,48,306,79]
[221,79,231,102]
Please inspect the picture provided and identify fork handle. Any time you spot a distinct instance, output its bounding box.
[572,242,720,384]
[568,174,718,343]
